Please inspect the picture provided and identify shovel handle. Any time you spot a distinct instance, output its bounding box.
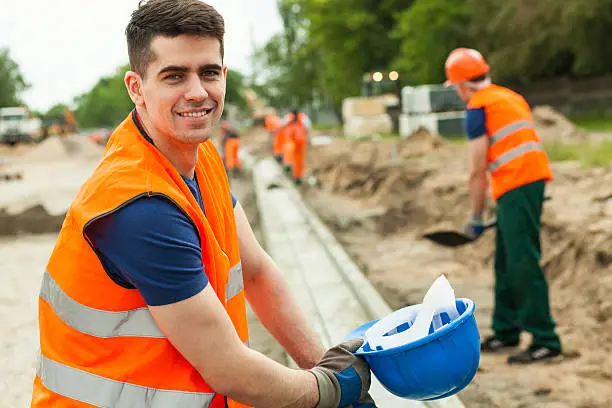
[483,218,497,229]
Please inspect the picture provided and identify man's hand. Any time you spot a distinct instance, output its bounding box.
[461,214,485,240]
[309,339,376,408]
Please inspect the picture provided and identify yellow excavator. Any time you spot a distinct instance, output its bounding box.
[42,108,78,138]
[244,88,276,126]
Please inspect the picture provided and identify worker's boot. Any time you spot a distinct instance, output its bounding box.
[507,346,562,365]
[480,336,519,353]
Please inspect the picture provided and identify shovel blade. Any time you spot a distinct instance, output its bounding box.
[422,230,475,247]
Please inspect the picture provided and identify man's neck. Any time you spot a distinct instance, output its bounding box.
[136,108,198,179]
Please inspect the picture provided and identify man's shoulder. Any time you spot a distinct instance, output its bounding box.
[95,195,192,231]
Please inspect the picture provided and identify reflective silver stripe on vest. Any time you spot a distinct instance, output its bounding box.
[488,141,543,173]
[37,354,215,408]
[226,261,244,301]
[489,119,533,144]
[40,271,165,338]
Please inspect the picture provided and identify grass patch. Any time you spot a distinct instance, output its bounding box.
[445,135,468,145]
[567,115,612,132]
[312,123,341,132]
[544,140,612,168]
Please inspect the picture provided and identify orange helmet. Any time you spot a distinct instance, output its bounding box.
[444,48,490,87]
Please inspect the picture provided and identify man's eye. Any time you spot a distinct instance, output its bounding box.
[203,71,220,78]
[165,74,181,81]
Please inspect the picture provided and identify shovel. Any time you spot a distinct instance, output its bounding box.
[422,218,497,247]
[423,196,551,248]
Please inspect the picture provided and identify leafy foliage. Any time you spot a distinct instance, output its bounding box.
[253,0,612,110]
[0,48,29,108]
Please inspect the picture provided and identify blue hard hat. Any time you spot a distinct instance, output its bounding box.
[345,298,480,401]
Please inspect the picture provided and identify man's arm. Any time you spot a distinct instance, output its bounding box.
[149,286,319,407]
[87,196,372,408]
[468,136,489,217]
[234,202,327,369]
[464,107,489,218]
[87,197,319,406]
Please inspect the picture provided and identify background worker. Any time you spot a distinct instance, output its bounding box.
[284,108,311,185]
[31,1,376,407]
[220,119,242,177]
[264,113,283,162]
[444,47,562,364]
[281,108,311,178]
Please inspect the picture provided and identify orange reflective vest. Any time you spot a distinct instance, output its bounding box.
[468,85,553,200]
[264,115,282,132]
[32,111,250,408]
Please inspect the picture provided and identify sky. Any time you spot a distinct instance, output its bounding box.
[0,0,283,112]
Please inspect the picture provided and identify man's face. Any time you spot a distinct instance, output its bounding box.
[454,83,472,103]
[134,35,226,144]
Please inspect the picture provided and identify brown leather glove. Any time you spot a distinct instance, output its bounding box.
[309,339,376,408]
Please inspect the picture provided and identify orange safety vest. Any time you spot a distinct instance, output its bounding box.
[285,114,308,143]
[468,84,553,200]
[31,111,250,408]
[264,115,282,132]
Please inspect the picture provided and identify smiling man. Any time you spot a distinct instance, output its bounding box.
[30,1,375,408]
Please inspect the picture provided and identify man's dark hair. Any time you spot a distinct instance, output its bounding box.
[126,0,225,76]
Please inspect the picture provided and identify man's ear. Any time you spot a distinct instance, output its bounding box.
[124,71,145,107]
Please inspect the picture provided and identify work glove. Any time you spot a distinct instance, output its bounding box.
[461,214,485,241]
[309,338,376,408]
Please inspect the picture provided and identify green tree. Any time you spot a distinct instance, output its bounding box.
[253,0,413,113]
[467,0,612,82]
[0,48,29,108]
[250,1,320,111]
[225,68,247,111]
[45,103,69,119]
[74,64,134,128]
[392,0,471,84]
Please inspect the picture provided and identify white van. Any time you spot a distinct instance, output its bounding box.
[0,106,42,145]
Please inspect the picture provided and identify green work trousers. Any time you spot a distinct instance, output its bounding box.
[493,179,561,351]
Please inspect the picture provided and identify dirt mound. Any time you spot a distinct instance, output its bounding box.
[19,135,103,163]
[310,128,445,190]
[395,126,446,157]
[300,125,612,407]
[0,203,66,236]
[533,105,589,143]
[0,143,35,157]
[307,128,465,232]
[241,127,275,159]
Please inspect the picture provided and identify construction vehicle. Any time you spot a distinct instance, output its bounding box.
[244,88,276,126]
[0,106,42,146]
[42,108,78,137]
[361,70,402,98]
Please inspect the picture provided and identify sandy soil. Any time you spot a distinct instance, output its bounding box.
[0,234,55,408]
[241,107,612,408]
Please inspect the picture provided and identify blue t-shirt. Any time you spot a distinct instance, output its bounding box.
[464,107,488,140]
[86,175,237,306]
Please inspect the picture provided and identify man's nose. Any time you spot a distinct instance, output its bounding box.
[184,74,208,101]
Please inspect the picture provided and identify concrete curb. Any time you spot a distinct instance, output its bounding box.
[249,154,466,408]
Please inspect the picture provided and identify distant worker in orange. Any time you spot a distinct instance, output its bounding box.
[444,47,562,364]
[220,119,241,177]
[264,114,283,162]
[282,108,311,185]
